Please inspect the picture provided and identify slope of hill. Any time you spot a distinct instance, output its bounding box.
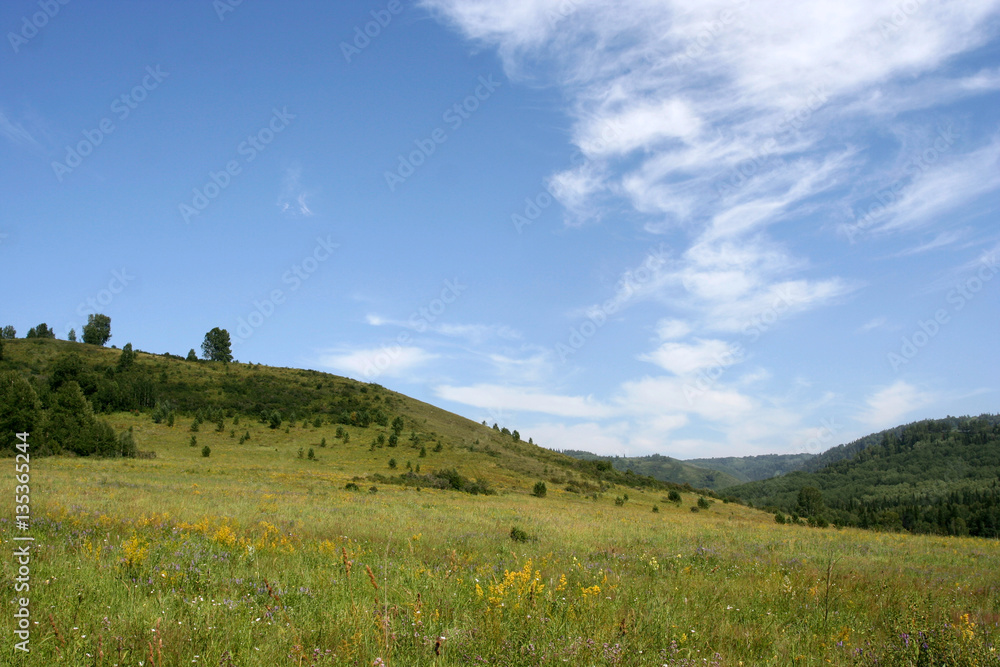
[727,415,1000,538]
[0,337,683,498]
[561,450,742,491]
[797,415,1000,472]
[683,452,816,483]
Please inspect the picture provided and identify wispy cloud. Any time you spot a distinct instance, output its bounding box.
[434,383,616,419]
[366,312,522,343]
[528,421,631,456]
[857,316,888,333]
[867,138,1000,236]
[421,0,1000,456]
[318,345,437,379]
[889,229,969,257]
[425,0,1000,326]
[0,108,40,148]
[640,338,738,376]
[277,164,315,216]
[855,380,936,429]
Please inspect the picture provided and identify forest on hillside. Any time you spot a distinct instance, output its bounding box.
[729,415,1000,538]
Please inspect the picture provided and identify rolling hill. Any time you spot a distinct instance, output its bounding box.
[0,337,689,499]
[682,452,816,483]
[561,450,743,491]
[727,415,1000,537]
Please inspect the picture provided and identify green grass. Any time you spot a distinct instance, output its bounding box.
[2,413,999,666]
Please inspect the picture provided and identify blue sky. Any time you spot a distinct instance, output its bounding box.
[2,0,998,458]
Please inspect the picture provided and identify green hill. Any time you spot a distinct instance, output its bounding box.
[0,337,691,498]
[561,450,742,491]
[683,452,816,483]
[727,415,1000,537]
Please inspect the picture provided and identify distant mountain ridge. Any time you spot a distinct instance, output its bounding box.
[560,450,743,491]
[560,450,819,490]
[682,453,816,483]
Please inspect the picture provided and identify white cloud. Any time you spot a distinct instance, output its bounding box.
[420,0,998,456]
[434,383,616,419]
[546,162,608,223]
[616,375,754,422]
[856,380,936,429]
[530,421,631,457]
[318,346,437,379]
[866,138,1000,235]
[486,350,551,383]
[640,338,739,376]
[889,229,968,257]
[703,277,856,333]
[0,109,40,147]
[425,0,998,334]
[655,318,691,340]
[277,164,315,216]
[857,316,888,333]
[437,322,523,341]
[577,98,701,157]
[365,312,522,343]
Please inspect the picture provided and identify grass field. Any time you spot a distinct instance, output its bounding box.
[2,412,999,666]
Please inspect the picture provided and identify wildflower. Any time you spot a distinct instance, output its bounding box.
[960,613,976,641]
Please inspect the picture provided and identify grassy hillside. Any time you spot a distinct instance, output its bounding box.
[2,413,999,666]
[728,416,1000,538]
[684,453,817,483]
[561,451,742,491]
[0,338,676,497]
[1,340,999,665]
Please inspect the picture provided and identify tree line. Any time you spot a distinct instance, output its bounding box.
[1,315,234,363]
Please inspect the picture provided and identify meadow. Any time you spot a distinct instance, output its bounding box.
[2,412,999,666]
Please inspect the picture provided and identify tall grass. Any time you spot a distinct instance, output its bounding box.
[2,414,998,666]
